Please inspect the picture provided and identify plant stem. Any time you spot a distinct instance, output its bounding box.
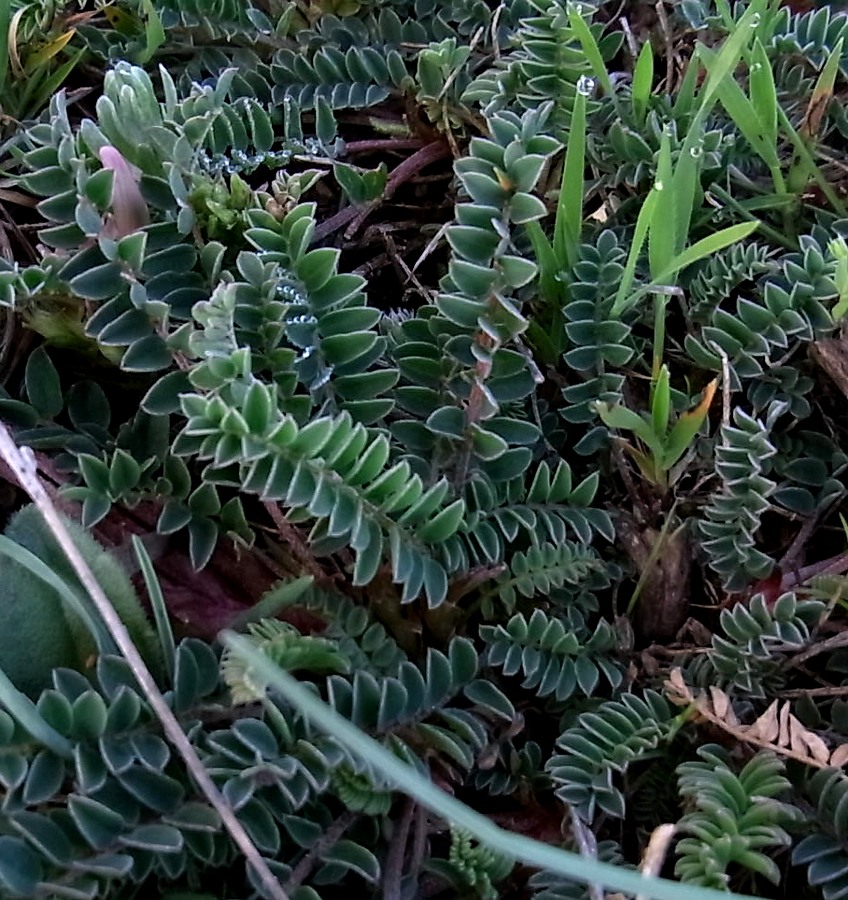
[283,809,358,892]
[383,797,416,900]
[313,141,450,241]
[0,422,290,900]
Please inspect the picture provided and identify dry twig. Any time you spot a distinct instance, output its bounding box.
[0,420,289,900]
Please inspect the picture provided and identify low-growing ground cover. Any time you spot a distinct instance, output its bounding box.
[0,1,848,898]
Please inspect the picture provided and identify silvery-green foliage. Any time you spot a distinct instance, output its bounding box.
[6,1,848,895]
[546,690,676,821]
[794,768,848,900]
[688,593,824,699]
[698,404,782,591]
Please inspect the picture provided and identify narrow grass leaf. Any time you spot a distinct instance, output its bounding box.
[672,50,700,119]
[0,668,73,759]
[688,0,766,128]
[670,119,704,259]
[221,632,767,900]
[652,221,760,286]
[0,1,9,98]
[23,30,76,74]
[133,536,176,685]
[664,379,717,469]
[749,39,777,148]
[525,220,557,301]
[24,48,85,119]
[699,46,778,173]
[651,365,671,440]
[648,131,675,279]
[801,37,843,142]
[612,187,658,316]
[138,0,166,64]
[0,536,115,657]
[780,105,847,215]
[566,5,620,116]
[554,87,586,269]
[632,41,653,124]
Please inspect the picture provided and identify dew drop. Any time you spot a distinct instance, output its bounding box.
[576,75,596,97]
[655,180,664,191]
[689,144,703,158]
[749,12,761,27]
[313,366,333,389]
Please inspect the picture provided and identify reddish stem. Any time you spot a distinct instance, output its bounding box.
[343,138,426,154]
[314,141,451,242]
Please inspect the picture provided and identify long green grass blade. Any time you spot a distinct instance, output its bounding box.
[749,39,777,149]
[672,49,700,119]
[0,1,10,100]
[554,86,586,270]
[778,104,847,216]
[612,187,658,316]
[566,5,621,117]
[670,121,703,261]
[688,0,766,127]
[699,45,781,180]
[138,0,166,64]
[0,535,116,656]
[652,221,760,285]
[525,220,557,297]
[632,41,653,124]
[221,631,765,900]
[652,364,671,439]
[648,131,675,278]
[24,48,86,121]
[0,667,74,758]
[133,536,176,684]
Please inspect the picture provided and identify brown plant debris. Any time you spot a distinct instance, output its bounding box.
[665,668,848,769]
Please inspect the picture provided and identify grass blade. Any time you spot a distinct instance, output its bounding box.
[0,0,10,100]
[688,0,766,129]
[567,4,621,117]
[779,103,846,216]
[632,40,654,124]
[0,667,74,758]
[0,535,116,656]
[612,187,658,316]
[554,85,586,270]
[652,221,760,285]
[221,630,767,900]
[648,130,675,278]
[749,39,777,150]
[652,364,671,439]
[664,379,717,469]
[132,535,176,684]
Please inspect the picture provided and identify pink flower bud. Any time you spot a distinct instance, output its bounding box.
[97,145,150,239]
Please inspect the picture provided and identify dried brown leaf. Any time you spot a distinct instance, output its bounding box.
[663,669,844,769]
[788,715,830,764]
[708,685,738,725]
[829,743,848,768]
[664,668,692,705]
[746,700,779,743]
[779,701,791,748]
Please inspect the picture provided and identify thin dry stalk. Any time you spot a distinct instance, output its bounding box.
[0,421,289,900]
